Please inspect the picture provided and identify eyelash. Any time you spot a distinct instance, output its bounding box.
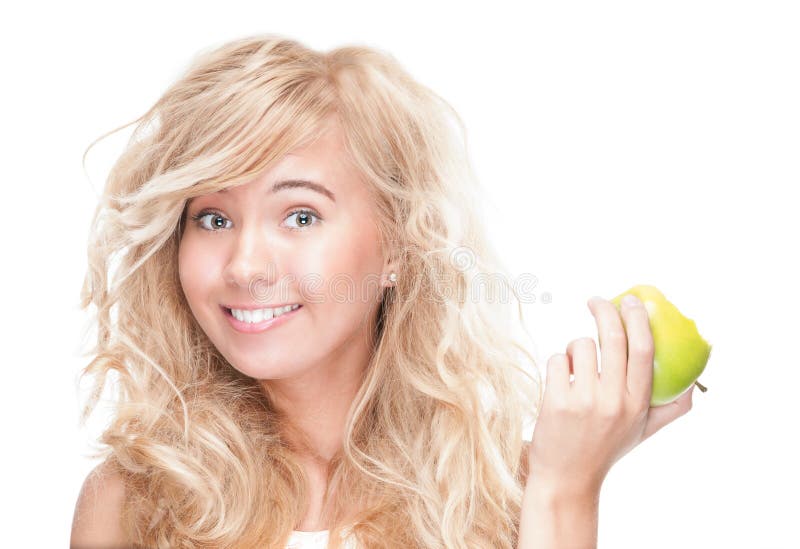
[189,208,322,233]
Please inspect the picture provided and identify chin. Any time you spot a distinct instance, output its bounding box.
[225,354,304,381]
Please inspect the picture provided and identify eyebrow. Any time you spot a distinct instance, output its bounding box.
[217,179,336,202]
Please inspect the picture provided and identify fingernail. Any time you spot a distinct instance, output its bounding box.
[622,294,640,307]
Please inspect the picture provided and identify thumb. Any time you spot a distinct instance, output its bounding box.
[642,384,694,441]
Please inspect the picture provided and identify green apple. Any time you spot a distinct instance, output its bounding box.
[610,284,711,407]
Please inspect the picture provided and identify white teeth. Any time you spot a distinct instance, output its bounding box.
[230,304,300,323]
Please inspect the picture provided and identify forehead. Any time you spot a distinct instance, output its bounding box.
[280,119,353,177]
[194,120,369,202]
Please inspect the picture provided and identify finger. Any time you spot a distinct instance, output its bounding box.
[545,353,571,400]
[565,337,598,393]
[587,297,628,394]
[618,295,655,408]
[642,385,694,441]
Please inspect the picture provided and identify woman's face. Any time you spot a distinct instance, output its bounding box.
[178,119,393,381]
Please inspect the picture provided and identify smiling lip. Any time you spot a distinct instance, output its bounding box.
[222,302,300,311]
[221,304,302,334]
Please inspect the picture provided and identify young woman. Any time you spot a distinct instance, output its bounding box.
[70,34,694,549]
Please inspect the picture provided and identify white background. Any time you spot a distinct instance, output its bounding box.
[1,1,798,547]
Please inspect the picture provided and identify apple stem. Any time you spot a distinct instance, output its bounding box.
[694,380,708,393]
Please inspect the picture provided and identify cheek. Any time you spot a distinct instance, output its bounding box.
[178,239,220,306]
[296,232,383,306]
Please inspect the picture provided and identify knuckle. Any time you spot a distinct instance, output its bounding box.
[543,390,568,413]
[571,337,595,351]
[573,393,595,415]
[629,339,654,358]
[599,398,625,419]
[547,353,566,370]
[626,396,649,417]
[551,397,570,414]
[606,329,627,345]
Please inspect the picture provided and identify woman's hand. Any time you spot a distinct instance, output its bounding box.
[527,294,695,497]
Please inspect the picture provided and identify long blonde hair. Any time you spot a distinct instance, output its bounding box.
[77,33,542,548]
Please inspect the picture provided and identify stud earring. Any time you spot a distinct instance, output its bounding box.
[388,272,397,283]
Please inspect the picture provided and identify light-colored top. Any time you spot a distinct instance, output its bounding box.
[286,526,357,548]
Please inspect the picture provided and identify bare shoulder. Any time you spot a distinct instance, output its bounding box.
[70,459,128,549]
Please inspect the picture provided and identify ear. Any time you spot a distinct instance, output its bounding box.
[380,242,400,289]
[381,257,399,288]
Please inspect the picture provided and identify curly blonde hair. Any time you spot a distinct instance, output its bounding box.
[77,33,542,548]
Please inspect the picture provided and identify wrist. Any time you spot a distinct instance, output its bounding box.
[519,473,601,548]
[525,469,603,504]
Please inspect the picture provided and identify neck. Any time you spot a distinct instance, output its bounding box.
[259,328,373,462]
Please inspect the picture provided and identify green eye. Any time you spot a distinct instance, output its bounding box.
[284,209,322,230]
[191,211,231,231]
